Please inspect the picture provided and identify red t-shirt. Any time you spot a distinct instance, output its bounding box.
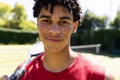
[20,53,105,80]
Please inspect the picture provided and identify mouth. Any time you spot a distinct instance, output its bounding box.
[46,36,63,42]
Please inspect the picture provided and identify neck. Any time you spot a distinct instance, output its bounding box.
[42,46,77,72]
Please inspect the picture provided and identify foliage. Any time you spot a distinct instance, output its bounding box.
[111,11,120,29]
[12,3,27,21]
[19,20,37,31]
[71,29,120,53]
[0,2,12,19]
[0,2,36,31]
[78,10,108,30]
[0,18,5,27]
[0,2,12,27]
[7,3,29,30]
[0,28,38,44]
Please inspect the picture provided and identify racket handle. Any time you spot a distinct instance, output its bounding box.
[10,69,25,80]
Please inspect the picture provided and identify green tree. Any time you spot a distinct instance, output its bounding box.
[0,2,39,31]
[111,10,120,29]
[19,20,37,31]
[9,3,37,31]
[12,3,27,21]
[78,10,108,30]
[9,3,27,29]
[0,2,12,27]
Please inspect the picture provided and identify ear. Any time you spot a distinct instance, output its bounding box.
[72,21,79,33]
[37,18,39,26]
[37,19,39,29]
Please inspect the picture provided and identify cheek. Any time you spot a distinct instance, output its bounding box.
[37,24,47,38]
[62,25,73,38]
[37,24,48,32]
[63,25,73,33]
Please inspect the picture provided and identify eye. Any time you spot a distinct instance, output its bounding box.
[39,19,52,24]
[59,21,69,26]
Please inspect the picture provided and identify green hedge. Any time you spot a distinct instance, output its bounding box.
[0,28,38,44]
[1,28,120,53]
[71,29,120,52]
[93,29,120,51]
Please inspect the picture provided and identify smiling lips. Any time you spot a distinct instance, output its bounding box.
[46,36,63,42]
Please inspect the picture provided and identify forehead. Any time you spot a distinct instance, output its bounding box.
[39,5,73,18]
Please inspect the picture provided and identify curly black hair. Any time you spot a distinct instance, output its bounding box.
[33,0,82,24]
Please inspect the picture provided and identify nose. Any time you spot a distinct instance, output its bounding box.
[48,23,61,35]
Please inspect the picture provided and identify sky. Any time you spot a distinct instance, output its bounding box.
[0,0,120,22]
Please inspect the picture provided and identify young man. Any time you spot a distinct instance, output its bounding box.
[0,0,115,80]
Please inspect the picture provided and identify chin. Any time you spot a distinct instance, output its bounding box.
[45,46,65,53]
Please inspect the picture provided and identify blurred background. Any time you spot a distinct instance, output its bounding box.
[0,0,120,80]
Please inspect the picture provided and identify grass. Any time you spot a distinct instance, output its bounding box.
[0,45,120,80]
[0,45,30,76]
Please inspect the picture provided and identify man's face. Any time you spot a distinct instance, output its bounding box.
[37,5,78,52]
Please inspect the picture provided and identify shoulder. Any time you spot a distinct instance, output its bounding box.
[26,53,44,68]
[20,53,45,80]
[77,53,115,80]
[77,53,105,69]
[77,54,105,79]
[77,53,105,70]
[105,70,115,80]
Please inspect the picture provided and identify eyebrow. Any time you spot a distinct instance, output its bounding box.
[60,16,72,20]
[38,15,72,20]
[38,15,51,19]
